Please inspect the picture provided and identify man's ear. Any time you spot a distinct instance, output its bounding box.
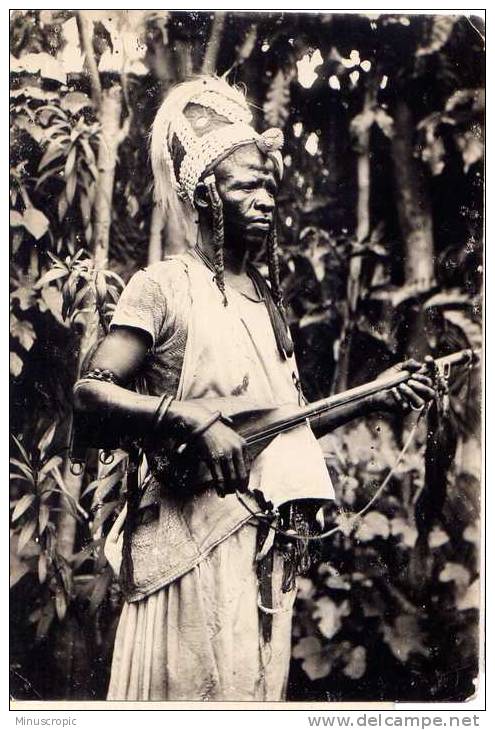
[194,183,210,209]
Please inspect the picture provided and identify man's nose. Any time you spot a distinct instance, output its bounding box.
[254,188,275,213]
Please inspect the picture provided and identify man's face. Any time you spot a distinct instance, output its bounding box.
[213,144,279,250]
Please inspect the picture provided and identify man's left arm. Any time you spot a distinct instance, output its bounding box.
[311,359,436,439]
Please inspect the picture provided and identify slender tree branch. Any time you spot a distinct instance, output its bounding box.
[76,11,102,107]
[201,11,226,74]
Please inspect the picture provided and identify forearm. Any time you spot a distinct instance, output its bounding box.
[310,393,383,439]
[73,379,163,441]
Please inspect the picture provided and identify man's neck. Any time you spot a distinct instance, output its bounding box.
[198,223,250,275]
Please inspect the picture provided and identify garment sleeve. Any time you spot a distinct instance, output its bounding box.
[110,269,167,346]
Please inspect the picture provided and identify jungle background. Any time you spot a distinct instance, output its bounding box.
[9,10,484,702]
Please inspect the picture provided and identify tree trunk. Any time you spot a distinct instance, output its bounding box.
[93,86,124,271]
[201,12,226,74]
[391,99,435,359]
[391,99,435,290]
[332,89,373,394]
[57,26,126,560]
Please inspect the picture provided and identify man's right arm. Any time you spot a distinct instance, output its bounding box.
[73,326,250,493]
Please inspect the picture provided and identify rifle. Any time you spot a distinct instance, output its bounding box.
[70,348,480,485]
[145,347,480,491]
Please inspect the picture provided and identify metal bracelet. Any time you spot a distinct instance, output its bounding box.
[176,411,222,455]
[152,393,174,432]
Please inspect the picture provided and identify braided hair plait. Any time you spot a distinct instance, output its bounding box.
[266,220,294,358]
[267,221,284,311]
[204,175,228,306]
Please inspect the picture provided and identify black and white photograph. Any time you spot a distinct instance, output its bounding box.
[9,8,484,708]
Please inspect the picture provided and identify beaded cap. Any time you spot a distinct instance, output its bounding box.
[151,76,284,208]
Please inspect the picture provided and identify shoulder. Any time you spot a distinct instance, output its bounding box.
[119,256,191,304]
[140,255,192,296]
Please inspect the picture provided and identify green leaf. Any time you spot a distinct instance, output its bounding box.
[22,208,49,240]
[10,210,24,227]
[58,193,68,222]
[313,596,350,639]
[61,91,93,115]
[11,494,36,522]
[10,352,23,377]
[39,455,62,481]
[11,435,32,467]
[65,170,77,205]
[89,568,113,613]
[54,589,68,620]
[439,562,471,591]
[35,267,67,289]
[17,519,38,553]
[38,553,48,584]
[343,645,366,680]
[354,511,390,542]
[456,579,479,611]
[416,15,457,57]
[10,314,36,351]
[292,636,332,680]
[92,470,123,506]
[39,286,66,326]
[64,145,77,180]
[10,458,33,481]
[95,271,107,305]
[38,143,66,172]
[382,615,429,662]
[90,501,119,534]
[38,422,57,461]
[38,504,50,536]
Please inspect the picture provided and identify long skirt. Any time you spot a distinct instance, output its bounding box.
[107,523,297,701]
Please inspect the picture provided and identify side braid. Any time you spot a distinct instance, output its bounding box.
[204,175,228,306]
[267,221,285,313]
[265,220,294,358]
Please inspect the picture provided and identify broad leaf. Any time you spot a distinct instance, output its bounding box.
[10,351,23,377]
[22,208,49,240]
[11,494,35,522]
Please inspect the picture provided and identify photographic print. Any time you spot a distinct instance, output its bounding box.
[9,9,484,705]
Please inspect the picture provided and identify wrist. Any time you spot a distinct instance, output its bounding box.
[165,401,210,435]
[370,391,394,413]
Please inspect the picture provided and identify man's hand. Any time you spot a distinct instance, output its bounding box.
[375,358,436,414]
[166,401,250,496]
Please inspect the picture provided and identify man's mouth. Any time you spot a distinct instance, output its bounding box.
[248,218,271,231]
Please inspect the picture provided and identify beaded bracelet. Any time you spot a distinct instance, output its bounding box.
[82,368,121,386]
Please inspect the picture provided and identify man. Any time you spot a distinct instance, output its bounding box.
[73,77,434,701]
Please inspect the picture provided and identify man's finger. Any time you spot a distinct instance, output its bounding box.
[401,358,421,372]
[399,382,424,408]
[409,373,433,387]
[234,449,249,492]
[407,380,436,399]
[209,460,226,497]
[221,453,237,491]
[233,448,249,486]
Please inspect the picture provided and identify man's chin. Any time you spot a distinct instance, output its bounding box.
[245,229,269,251]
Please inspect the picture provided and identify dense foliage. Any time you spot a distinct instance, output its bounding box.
[10,11,483,701]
